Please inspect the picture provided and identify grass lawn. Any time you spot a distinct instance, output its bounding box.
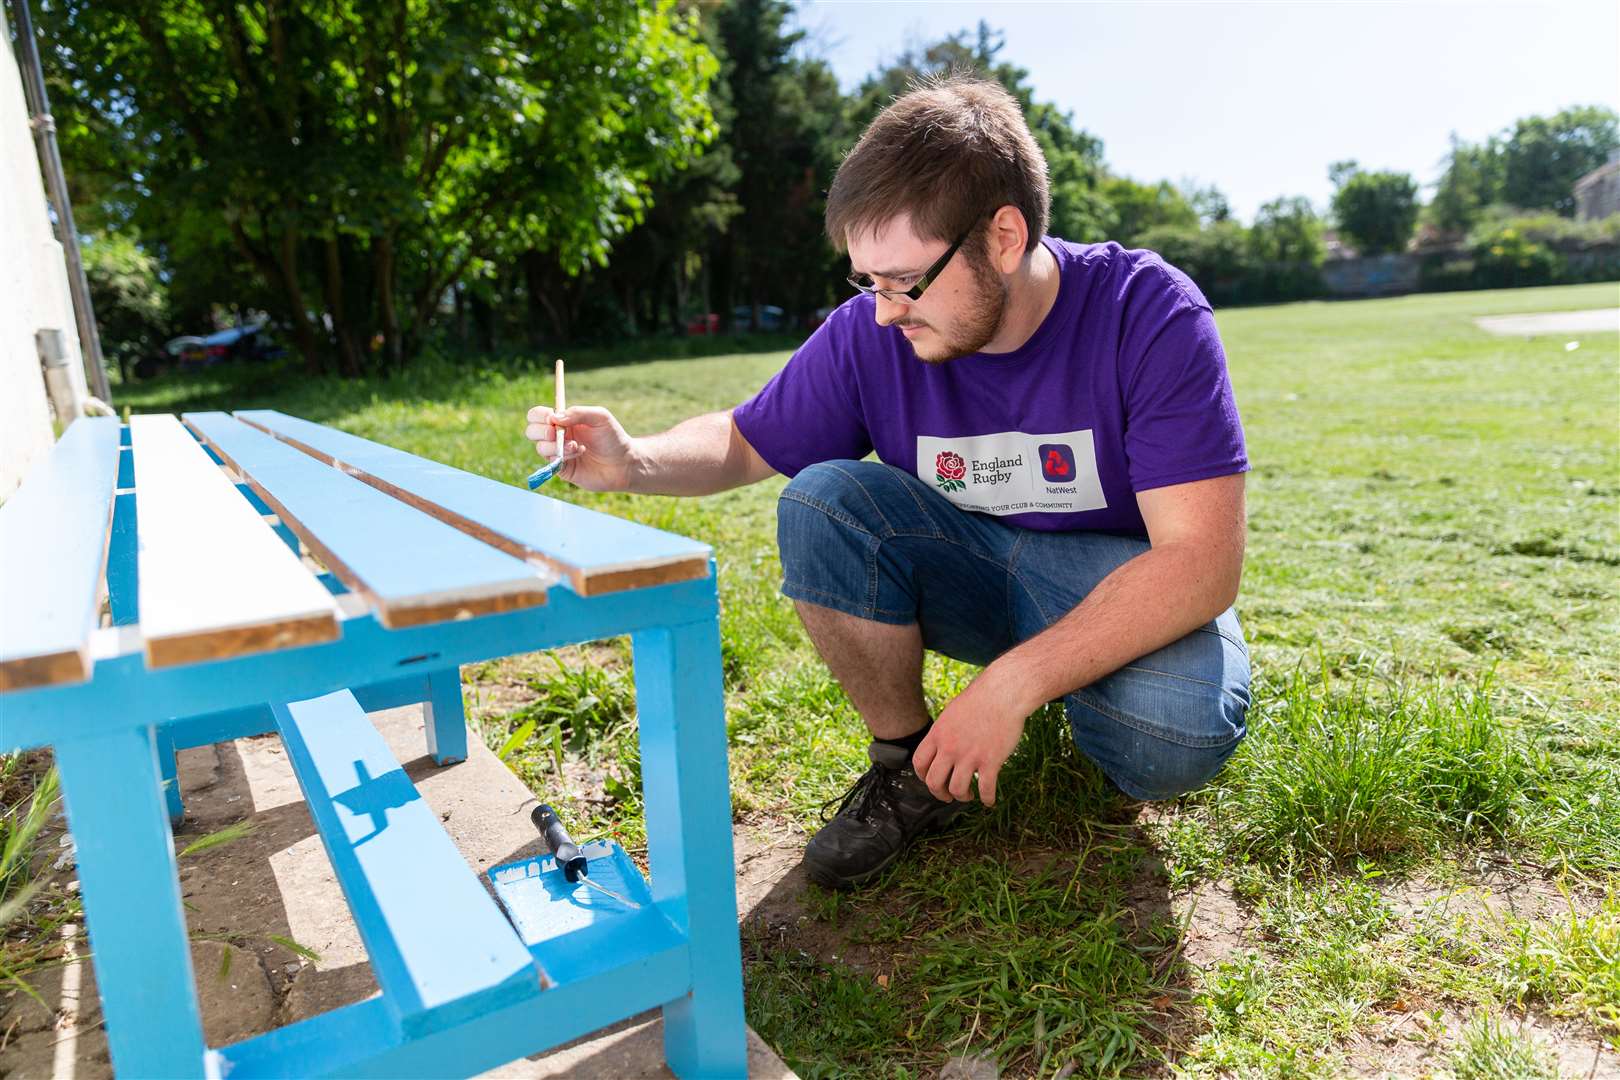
[24,282,1620,1075]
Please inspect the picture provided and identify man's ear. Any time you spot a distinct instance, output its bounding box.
[987,205,1030,273]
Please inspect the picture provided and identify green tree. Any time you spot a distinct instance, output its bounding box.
[847,22,1114,245]
[1428,133,1505,235]
[43,0,719,373]
[1499,105,1619,217]
[1250,196,1324,265]
[1329,164,1420,255]
[1102,178,1198,248]
[82,232,169,382]
[702,0,850,329]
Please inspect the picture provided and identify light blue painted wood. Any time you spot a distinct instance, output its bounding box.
[209,944,690,1079]
[422,667,468,764]
[162,674,433,751]
[634,617,748,1078]
[55,724,206,1077]
[186,413,551,626]
[488,841,684,987]
[272,690,541,1036]
[157,725,184,823]
[235,410,710,595]
[3,570,719,753]
[0,417,120,689]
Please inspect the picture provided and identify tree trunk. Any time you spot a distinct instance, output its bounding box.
[374,233,403,371]
[322,237,364,377]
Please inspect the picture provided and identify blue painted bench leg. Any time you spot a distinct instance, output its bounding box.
[157,725,185,825]
[423,666,468,765]
[633,618,747,1079]
[54,725,207,1078]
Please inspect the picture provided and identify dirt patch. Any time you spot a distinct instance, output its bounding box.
[1342,1002,1619,1078]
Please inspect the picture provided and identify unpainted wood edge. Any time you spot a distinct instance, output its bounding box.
[377,588,549,630]
[232,413,706,597]
[0,647,91,693]
[190,416,549,628]
[570,557,711,597]
[144,613,340,669]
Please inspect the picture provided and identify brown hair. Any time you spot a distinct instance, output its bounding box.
[825,73,1050,255]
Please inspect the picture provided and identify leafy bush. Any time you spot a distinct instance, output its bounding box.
[83,231,169,381]
[1470,225,1560,288]
[1138,221,1260,305]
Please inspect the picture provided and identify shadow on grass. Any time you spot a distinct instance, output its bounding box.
[739,706,1201,1078]
[111,332,806,420]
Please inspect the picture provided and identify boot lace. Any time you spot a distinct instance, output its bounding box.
[819,762,901,823]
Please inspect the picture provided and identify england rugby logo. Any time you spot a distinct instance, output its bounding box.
[935,450,966,492]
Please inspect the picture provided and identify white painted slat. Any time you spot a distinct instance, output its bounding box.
[0,417,121,691]
[129,415,339,668]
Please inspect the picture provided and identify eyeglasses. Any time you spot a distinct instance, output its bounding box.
[846,226,971,304]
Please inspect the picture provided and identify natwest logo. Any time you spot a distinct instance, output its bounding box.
[934,450,966,492]
[1038,443,1076,484]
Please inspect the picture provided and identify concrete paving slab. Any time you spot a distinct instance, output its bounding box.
[7,704,799,1078]
[1473,307,1619,336]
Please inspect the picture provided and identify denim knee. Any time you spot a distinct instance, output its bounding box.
[1065,640,1251,801]
[777,461,913,623]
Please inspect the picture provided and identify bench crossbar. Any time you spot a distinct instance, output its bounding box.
[272,690,542,1036]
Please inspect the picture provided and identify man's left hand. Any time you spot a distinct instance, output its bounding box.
[912,673,1028,806]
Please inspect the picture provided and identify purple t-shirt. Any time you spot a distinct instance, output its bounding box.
[733,238,1247,534]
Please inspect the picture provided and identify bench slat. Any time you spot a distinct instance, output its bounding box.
[129,415,339,668]
[272,690,541,1034]
[184,413,552,628]
[0,417,121,691]
[235,410,710,596]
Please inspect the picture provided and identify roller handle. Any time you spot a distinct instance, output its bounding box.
[532,804,589,882]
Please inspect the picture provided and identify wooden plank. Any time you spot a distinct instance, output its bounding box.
[0,417,121,691]
[272,690,543,1035]
[235,410,711,596]
[128,415,339,668]
[184,413,552,629]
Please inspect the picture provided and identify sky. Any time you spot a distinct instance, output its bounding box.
[793,1,1620,224]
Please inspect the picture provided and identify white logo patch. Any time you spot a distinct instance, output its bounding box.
[917,429,1106,516]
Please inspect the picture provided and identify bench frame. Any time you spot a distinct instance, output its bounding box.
[2,420,746,1079]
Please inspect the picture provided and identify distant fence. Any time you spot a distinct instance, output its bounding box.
[1321,254,1419,298]
[1320,243,1620,299]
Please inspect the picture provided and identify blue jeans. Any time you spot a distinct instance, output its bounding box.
[776,460,1250,801]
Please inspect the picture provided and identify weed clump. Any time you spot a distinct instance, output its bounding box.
[1205,668,1537,868]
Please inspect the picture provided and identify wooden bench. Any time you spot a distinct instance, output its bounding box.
[0,411,745,1078]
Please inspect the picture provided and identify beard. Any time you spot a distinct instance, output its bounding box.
[902,253,1009,363]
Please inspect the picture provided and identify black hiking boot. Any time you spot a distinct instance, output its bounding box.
[803,741,968,889]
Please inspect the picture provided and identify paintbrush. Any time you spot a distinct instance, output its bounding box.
[527,358,566,490]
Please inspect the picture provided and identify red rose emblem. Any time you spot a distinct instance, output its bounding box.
[934,450,966,491]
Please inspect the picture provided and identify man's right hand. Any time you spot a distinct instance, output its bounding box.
[524,405,636,492]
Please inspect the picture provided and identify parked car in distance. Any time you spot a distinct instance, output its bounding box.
[731,304,785,333]
[685,312,720,336]
[133,322,283,379]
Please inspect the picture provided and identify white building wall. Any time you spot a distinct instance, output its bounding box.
[1,11,88,499]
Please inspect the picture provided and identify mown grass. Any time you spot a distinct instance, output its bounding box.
[59,281,1620,1074]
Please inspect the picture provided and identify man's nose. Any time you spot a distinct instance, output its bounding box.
[873,293,909,327]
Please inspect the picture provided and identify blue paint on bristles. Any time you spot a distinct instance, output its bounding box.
[526,460,561,490]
